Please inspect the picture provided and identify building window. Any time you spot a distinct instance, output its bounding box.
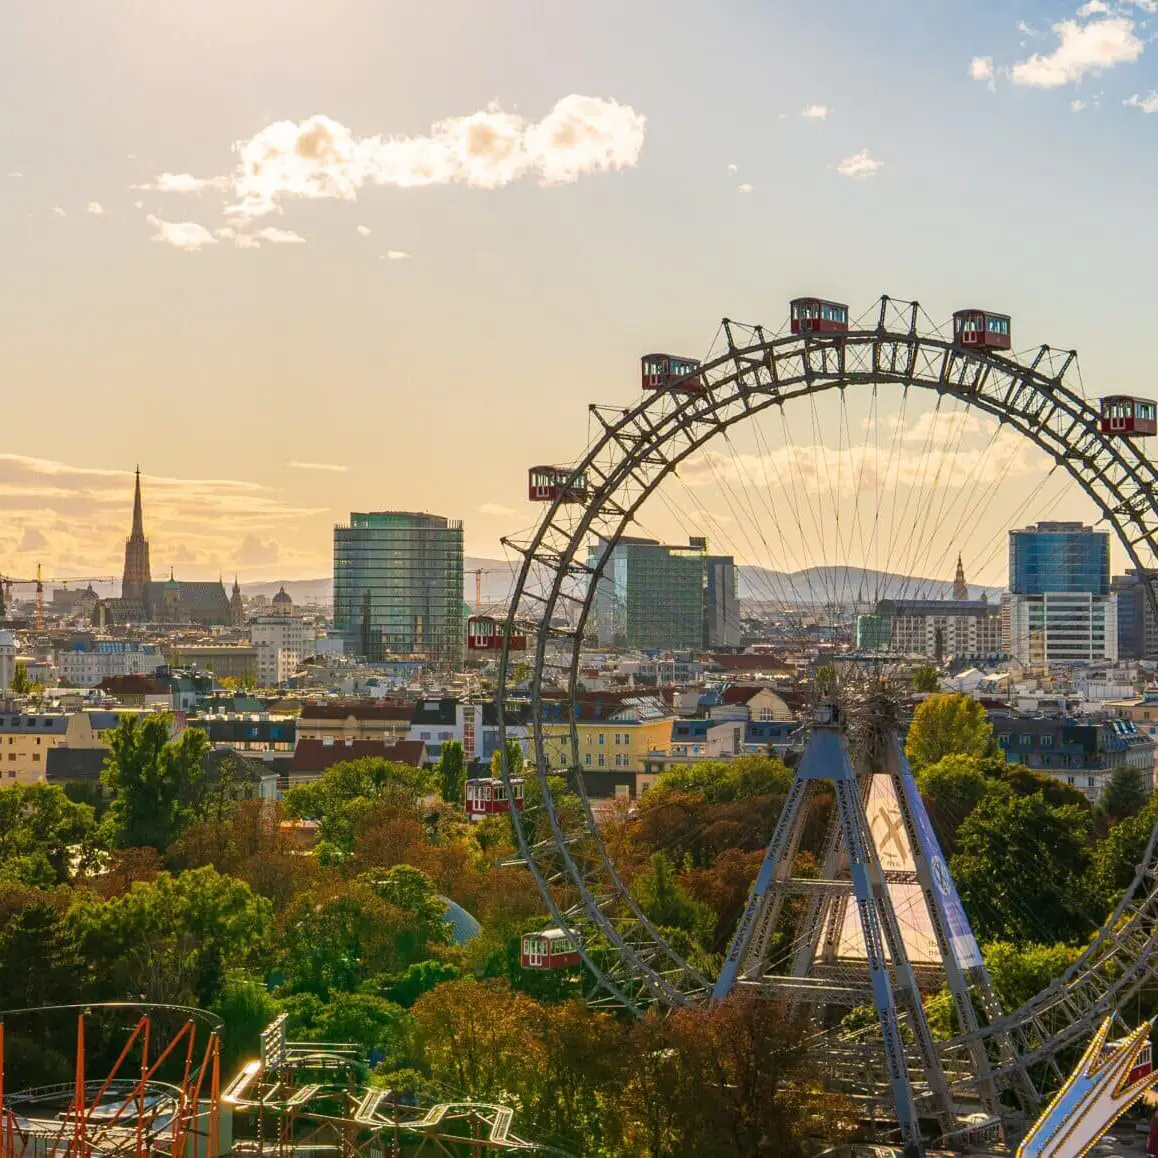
[615,733,621,745]
[997,734,1009,747]
[584,753,591,766]
[1019,734,1034,746]
[32,754,39,762]
[624,733,631,747]
[1040,735,1053,747]
[598,754,605,768]
[1087,776,1096,788]
[759,708,774,722]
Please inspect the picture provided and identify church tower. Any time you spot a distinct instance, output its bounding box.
[952,553,969,601]
[122,467,152,601]
[230,576,244,626]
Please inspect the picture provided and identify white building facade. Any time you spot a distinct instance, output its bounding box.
[1007,592,1118,666]
[55,642,166,688]
[250,616,314,686]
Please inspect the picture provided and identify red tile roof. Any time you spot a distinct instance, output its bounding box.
[290,737,427,773]
[97,675,168,695]
[299,699,414,722]
[720,684,771,705]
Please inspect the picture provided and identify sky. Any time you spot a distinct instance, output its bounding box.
[3,0,1158,588]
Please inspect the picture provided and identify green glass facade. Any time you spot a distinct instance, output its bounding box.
[333,512,464,666]
[589,536,735,650]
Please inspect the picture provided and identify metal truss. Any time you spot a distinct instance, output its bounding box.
[494,295,1158,1135]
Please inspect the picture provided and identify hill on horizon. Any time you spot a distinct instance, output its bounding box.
[242,561,1003,609]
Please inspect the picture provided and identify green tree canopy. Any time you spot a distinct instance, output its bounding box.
[436,740,465,804]
[0,783,96,886]
[69,865,271,1005]
[911,666,940,693]
[982,940,1083,1012]
[1091,792,1158,907]
[915,754,988,852]
[1100,763,1150,821]
[283,758,435,853]
[649,755,793,805]
[8,663,31,695]
[905,694,997,771]
[951,786,1094,945]
[101,715,210,851]
[634,853,715,944]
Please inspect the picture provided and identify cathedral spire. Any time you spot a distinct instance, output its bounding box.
[130,466,145,541]
[952,553,969,601]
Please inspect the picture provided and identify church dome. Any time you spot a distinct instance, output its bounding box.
[272,586,293,606]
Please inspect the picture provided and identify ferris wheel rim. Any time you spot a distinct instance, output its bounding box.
[494,294,1158,1050]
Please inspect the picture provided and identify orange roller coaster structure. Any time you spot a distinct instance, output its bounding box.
[0,1005,222,1158]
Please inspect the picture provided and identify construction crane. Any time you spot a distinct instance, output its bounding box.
[0,565,116,631]
[464,567,507,614]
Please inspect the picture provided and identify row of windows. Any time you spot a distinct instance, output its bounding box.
[7,753,39,761]
[583,753,633,768]
[998,733,1056,747]
[0,717,58,728]
[585,732,634,746]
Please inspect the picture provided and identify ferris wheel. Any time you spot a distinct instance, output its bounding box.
[492,294,1158,1153]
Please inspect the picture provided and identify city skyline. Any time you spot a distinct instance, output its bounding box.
[4,0,1158,581]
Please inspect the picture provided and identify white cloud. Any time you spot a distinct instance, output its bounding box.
[1078,0,1110,15]
[970,56,995,81]
[1124,90,1158,110]
[233,234,261,249]
[51,207,66,217]
[1122,0,1156,10]
[1071,98,1087,110]
[287,460,347,473]
[133,172,230,193]
[479,502,518,517]
[9,171,22,179]
[1012,17,1142,87]
[133,199,144,209]
[147,215,217,252]
[802,104,830,118]
[737,183,753,193]
[256,227,306,244]
[86,202,105,215]
[1018,20,1038,34]
[727,163,738,175]
[836,150,883,179]
[238,534,279,566]
[356,224,372,236]
[224,94,646,218]
[385,249,410,260]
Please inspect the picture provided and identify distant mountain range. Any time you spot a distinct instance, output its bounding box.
[242,561,1003,610]
[738,565,1003,605]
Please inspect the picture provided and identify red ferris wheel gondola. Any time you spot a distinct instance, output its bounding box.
[520,927,581,970]
[1100,396,1157,437]
[641,353,703,393]
[952,308,1011,351]
[528,465,590,503]
[465,775,525,817]
[467,615,528,651]
[790,297,849,335]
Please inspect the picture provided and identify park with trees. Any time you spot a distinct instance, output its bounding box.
[0,693,1152,1155]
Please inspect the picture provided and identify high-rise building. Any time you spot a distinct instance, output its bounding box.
[1112,570,1158,660]
[1006,522,1116,666]
[589,536,738,650]
[333,512,464,666]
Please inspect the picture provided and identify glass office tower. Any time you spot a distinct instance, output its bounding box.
[1009,521,1109,596]
[333,512,464,666]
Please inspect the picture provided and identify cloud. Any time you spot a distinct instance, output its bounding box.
[1071,98,1087,110]
[1011,17,1142,87]
[287,460,347,473]
[1018,20,1038,35]
[133,172,230,193]
[835,150,883,179]
[220,94,646,218]
[479,502,518,517]
[356,224,372,236]
[216,226,261,249]
[51,207,66,217]
[385,249,410,260]
[9,172,22,179]
[1077,0,1110,14]
[133,199,144,209]
[1122,0,1156,10]
[256,227,306,244]
[801,105,830,119]
[147,215,217,251]
[238,534,279,566]
[970,56,995,81]
[737,183,753,193]
[1124,90,1158,110]
[727,163,738,175]
[86,202,105,215]
[18,527,47,552]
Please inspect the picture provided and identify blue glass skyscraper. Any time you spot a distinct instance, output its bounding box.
[1009,522,1109,596]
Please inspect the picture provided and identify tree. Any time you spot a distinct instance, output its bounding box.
[0,783,97,886]
[982,941,1082,1012]
[490,739,525,778]
[8,663,31,695]
[437,741,465,804]
[300,992,412,1068]
[0,884,81,1009]
[912,666,940,693]
[650,755,792,805]
[915,754,989,853]
[211,973,281,1073]
[101,715,210,851]
[1101,763,1150,821]
[1091,792,1158,906]
[905,693,997,771]
[634,853,715,944]
[69,865,271,1005]
[283,758,434,854]
[951,786,1094,945]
